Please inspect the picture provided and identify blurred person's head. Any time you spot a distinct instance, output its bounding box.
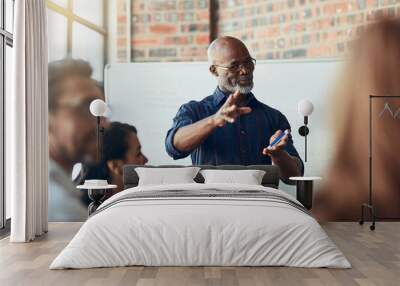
[313,17,400,220]
[48,59,104,172]
[81,122,148,195]
[208,36,255,94]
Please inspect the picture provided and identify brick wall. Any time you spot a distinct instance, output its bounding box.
[116,0,130,62]
[218,0,400,60]
[114,0,400,62]
[130,0,210,61]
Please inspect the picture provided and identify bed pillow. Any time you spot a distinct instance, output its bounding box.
[135,167,201,186]
[200,169,266,185]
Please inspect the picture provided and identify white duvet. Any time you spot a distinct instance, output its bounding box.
[50,183,351,269]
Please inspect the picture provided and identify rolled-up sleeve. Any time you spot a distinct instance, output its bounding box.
[278,113,305,175]
[165,102,197,160]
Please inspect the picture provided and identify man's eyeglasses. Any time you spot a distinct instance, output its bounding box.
[214,57,256,73]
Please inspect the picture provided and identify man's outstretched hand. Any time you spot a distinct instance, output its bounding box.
[212,90,252,127]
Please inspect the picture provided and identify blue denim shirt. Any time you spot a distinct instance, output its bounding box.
[165,87,303,172]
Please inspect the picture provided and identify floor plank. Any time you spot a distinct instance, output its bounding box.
[0,222,399,286]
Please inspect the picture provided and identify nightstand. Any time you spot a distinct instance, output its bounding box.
[289,176,322,210]
[77,180,117,215]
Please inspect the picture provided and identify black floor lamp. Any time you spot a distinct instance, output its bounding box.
[359,95,400,231]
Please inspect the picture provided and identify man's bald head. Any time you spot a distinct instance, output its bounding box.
[207,36,254,94]
[207,36,250,65]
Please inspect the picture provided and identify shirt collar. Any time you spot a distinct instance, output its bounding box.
[212,86,255,107]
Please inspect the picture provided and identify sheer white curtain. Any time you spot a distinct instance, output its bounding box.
[8,0,48,242]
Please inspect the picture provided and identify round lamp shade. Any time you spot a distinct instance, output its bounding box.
[89,99,107,117]
[297,99,314,117]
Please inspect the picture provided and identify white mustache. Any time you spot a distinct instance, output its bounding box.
[238,77,252,81]
[218,75,254,94]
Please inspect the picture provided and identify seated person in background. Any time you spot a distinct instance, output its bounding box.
[313,17,400,221]
[165,36,303,181]
[80,122,148,199]
[48,59,105,222]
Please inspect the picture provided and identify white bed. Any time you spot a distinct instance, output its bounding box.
[50,183,351,269]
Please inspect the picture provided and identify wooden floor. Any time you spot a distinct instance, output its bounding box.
[0,222,399,286]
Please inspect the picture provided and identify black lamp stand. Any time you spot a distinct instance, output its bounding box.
[298,116,309,162]
[96,116,105,162]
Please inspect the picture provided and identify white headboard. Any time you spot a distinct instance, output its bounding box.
[105,59,341,182]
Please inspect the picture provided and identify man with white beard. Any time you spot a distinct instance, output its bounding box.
[165,36,303,180]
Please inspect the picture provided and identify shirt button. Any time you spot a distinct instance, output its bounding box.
[241,130,246,134]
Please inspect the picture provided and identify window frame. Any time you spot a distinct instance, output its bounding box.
[46,0,108,68]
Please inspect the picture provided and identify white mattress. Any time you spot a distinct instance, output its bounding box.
[50,183,351,269]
